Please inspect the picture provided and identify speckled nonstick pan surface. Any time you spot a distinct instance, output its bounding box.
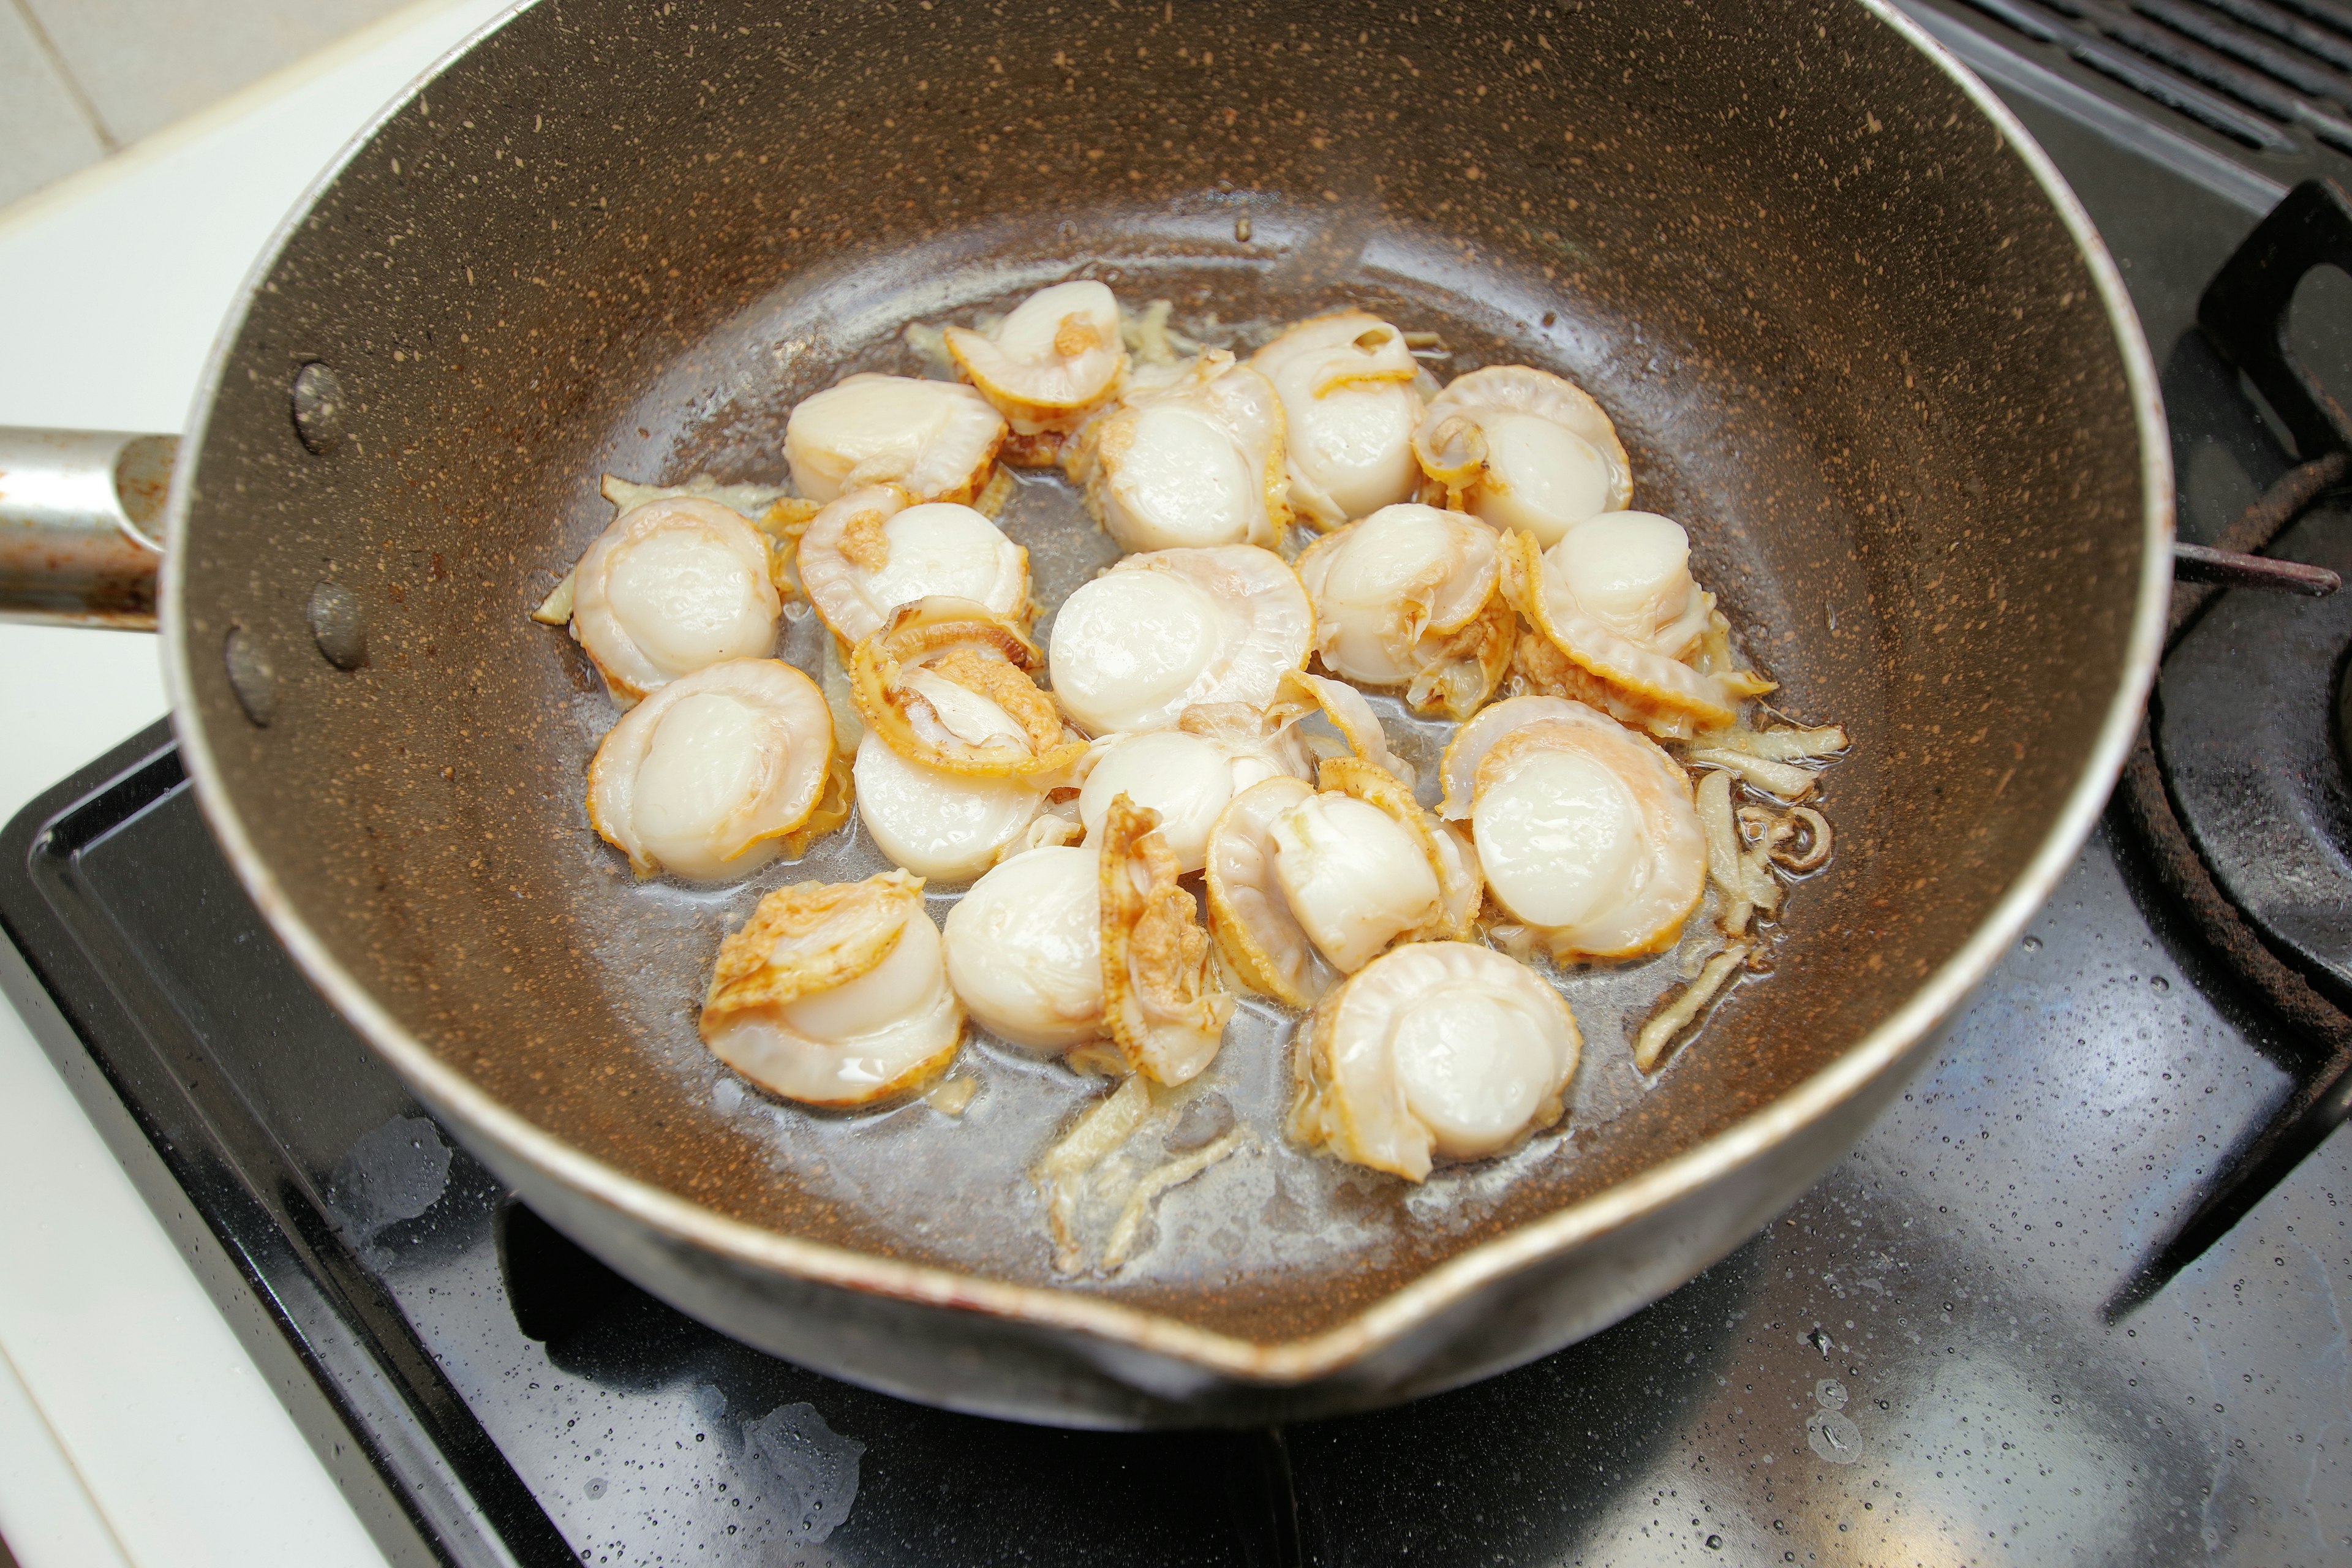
[157,0,2168,1425]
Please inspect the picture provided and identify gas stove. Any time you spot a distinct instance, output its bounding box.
[5,5,2352,1565]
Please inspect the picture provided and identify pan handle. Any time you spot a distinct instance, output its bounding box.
[3,427,2329,632]
[0,427,173,630]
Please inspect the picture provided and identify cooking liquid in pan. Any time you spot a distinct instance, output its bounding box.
[156,0,2159,1395]
[535,213,1863,1325]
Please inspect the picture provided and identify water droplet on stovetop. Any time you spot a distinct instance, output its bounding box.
[1808,1409,1863,1464]
[741,1402,865,1544]
[2022,934,2042,952]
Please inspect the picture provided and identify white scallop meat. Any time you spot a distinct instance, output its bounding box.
[1294,502,1514,719]
[1414,364,1632,546]
[1499,516,1737,737]
[1205,756,1479,1006]
[1069,350,1289,551]
[852,729,1046,882]
[1047,545,1313,735]
[700,872,964,1106]
[1442,695,1706,959]
[945,281,1126,437]
[943,845,1106,1051]
[783,372,1006,504]
[569,496,782,704]
[1078,729,1251,875]
[797,484,1029,645]
[1250,310,1427,529]
[1289,941,1581,1182]
[587,658,833,881]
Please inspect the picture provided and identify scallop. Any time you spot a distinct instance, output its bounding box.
[1264,669,1419,789]
[1498,516,1738,738]
[568,496,783,704]
[1250,310,1427,529]
[1098,796,1234,1086]
[852,730,1046,881]
[943,845,1106,1051]
[1273,790,1439,972]
[851,597,1087,780]
[1550,511,1713,655]
[1077,730,1255,875]
[1326,754,1486,941]
[1203,778,1329,1008]
[1293,502,1515,720]
[1438,695,1595,819]
[700,870,964,1106]
[587,658,833,881]
[1288,941,1581,1182]
[1173,699,1316,792]
[1067,350,1289,551]
[797,484,1030,645]
[1071,696,1331,874]
[1440,695,1706,959]
[783,372,1006,505]
[1047,545,1313,735]
[1414,365,1633,546]
[1205,756,1480,1006]
[945,281,1127,441]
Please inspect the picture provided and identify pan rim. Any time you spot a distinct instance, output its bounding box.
[160,0,2174,1389]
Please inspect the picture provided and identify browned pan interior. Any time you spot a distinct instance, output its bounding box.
[170,0,2150,1345]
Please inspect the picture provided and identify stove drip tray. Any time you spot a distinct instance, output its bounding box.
[7,726,2350,1564]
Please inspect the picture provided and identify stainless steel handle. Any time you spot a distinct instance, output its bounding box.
[2,426,2334,633]
[0,427,174,630]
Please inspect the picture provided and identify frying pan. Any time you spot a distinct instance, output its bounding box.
[1,0,2171,1427]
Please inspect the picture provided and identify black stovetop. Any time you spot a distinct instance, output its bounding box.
[6,10,2352,1566]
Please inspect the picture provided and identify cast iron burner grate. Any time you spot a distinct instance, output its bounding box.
[2112,178,2352,1305]
[1909,0,2352,1299]
[1939,0,2352,163]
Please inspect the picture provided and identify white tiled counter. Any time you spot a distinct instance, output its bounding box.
[0,0,417,209]
[0,4,513,1561]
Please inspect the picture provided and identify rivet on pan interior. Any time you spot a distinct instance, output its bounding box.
[307,581,367,669]
[224,626,279,726]
[290,361,346,454]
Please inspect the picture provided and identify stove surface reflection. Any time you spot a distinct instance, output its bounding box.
[4,728,2345,1566]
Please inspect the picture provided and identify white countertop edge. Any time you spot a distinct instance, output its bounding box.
[0,1,518,1562]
